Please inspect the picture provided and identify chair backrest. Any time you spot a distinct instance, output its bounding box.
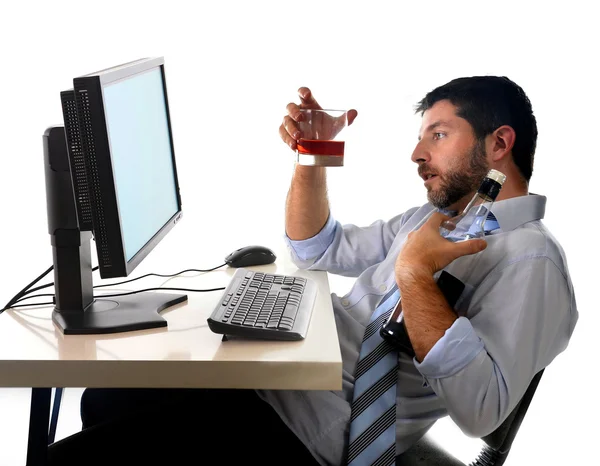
[475,369,545,462]
[397,368,546,466]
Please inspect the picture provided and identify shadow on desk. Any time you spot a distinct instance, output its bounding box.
[7,299,201,361]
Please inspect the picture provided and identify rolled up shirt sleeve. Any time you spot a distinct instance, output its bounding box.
[286,212,338,261]
[413,257,576,438]
[414,317,484,379]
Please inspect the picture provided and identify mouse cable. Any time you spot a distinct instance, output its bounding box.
[1,263,228,315]
[93,264,227,289]
[19,264,227,297]
[9,286,227,310]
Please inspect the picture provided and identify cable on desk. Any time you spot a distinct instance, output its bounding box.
[93,264,227,288]
[96,286,226,298]
[9,287,227,309]
[1,265,54,315]
[18,264,227,297]
[9,302,55,309]
[2,264,228,314]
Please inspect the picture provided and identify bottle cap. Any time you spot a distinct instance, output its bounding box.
[486,169,507,185]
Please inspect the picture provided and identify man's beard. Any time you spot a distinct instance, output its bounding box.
[427,140,489,209]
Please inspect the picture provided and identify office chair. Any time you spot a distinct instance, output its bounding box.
[396,369,545,466]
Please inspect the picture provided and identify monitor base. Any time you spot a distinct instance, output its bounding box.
[52,292,187,335]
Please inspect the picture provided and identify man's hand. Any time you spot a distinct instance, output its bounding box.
[395,211,487,283]
[279,87,358,151]
[394,212,486,362]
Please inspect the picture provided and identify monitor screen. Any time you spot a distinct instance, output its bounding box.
[102,68,179,262]
[51,57,188,334]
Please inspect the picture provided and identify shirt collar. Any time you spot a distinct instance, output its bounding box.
[490,193,546,231]
[435,193,546,232]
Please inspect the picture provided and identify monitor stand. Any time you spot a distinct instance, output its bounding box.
[44,126,187,335]
[50,232,187,334]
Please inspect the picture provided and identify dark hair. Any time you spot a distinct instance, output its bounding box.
[415,76,537,182]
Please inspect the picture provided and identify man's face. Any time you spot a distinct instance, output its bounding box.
[412,100,489,211]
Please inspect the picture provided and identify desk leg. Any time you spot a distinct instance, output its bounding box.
[48,388,63,444]
[26,387,51,466]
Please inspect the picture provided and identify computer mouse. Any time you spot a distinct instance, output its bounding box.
[225,245,277,268]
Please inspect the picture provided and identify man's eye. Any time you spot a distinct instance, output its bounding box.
[433,132,446,140]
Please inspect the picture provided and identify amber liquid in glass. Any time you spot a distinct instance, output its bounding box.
[297,139,344,156]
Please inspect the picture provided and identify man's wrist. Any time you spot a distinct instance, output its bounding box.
[293,164,326,181]
[395,264,434,288]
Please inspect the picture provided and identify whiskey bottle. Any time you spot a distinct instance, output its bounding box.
[439,169,506,242]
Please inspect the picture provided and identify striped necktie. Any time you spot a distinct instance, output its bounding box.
[347,211,499,465]
[484,212,499,233]
[347,287,401,466]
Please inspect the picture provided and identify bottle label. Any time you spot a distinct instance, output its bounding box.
[477,178,501,200]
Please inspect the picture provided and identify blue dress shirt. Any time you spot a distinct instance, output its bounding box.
[255,194,579,466]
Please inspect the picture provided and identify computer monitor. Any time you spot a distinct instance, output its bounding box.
[43,57,188,334]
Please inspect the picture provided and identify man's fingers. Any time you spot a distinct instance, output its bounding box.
[455,238,487,256]
[418,211,451,231]
[347,109,358,126]
[430,211,452,223]
[279,123,297,150]
[283,115,301,140]
[298,87,321,109]
[286,102,304,122]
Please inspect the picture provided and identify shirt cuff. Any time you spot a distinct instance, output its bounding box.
[285,213,337,261]
[414,316,484,379]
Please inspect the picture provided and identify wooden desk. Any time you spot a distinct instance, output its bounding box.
[0,242,342,465]
[0,246,342,390]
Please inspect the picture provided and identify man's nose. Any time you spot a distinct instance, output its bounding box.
[411,141,431,164]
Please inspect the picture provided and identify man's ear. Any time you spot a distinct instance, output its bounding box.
[488,125,516,162]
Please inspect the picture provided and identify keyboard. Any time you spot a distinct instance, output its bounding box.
[207,268,318,341]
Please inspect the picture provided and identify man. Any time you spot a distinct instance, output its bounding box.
[50,76,578,466]
[265,76,578,465]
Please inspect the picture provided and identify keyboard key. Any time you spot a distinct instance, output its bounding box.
[278,321,293,331]
[280,316,294,326]
[283,304,298,321]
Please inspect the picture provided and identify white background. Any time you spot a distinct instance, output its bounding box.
[0,1,598,464]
